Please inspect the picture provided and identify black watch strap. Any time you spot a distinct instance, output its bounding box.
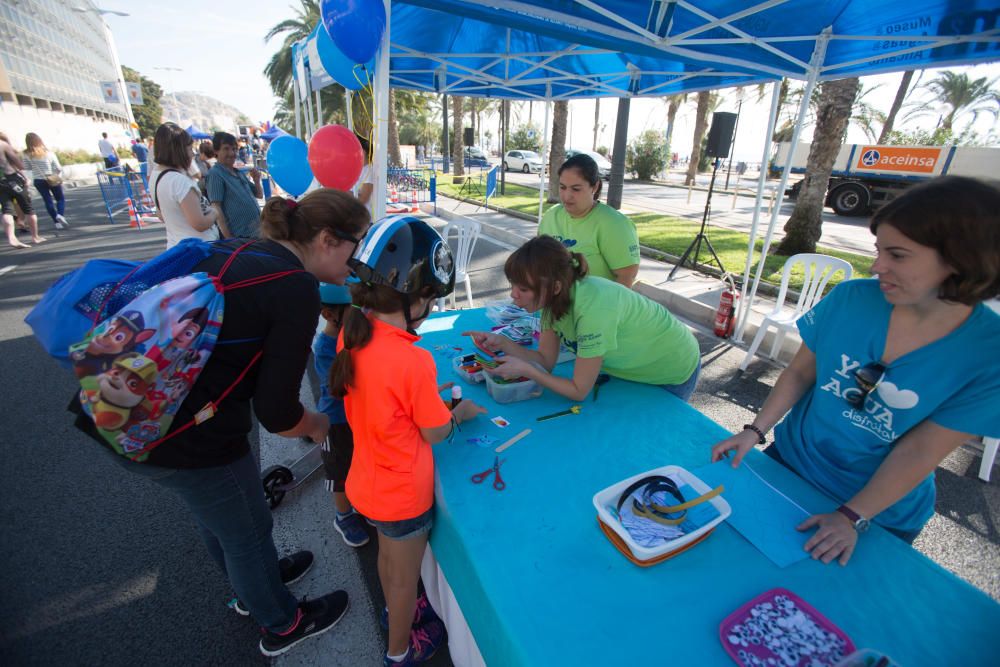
[743,424,766,445]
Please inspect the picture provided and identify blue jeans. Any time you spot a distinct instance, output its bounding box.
[661,357,701,402]
[105,448,299,631]
[33,178,65,222]
[762,444,921,545]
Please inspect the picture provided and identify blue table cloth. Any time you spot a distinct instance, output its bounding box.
[418,309,1000,666]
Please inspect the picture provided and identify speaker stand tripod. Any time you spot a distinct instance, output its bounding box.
[668,158,727,280]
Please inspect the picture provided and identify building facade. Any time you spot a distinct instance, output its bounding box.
[0,0,131,153]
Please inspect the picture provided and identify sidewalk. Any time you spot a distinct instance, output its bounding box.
[424,195,800,366]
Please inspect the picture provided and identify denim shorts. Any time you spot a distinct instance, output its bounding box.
[368,508,434,541]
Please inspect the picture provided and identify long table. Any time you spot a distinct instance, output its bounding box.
[417,309,1000,666]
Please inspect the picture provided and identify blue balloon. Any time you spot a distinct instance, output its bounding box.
[314,24,373,91]
[321,0,386,65]
[266,136,313,198]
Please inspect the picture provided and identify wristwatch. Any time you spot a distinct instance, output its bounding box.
[836,505,870,533]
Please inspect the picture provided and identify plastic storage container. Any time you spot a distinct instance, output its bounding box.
[592,465,731,562]
[484,372,541,404]
[452,355,485,384]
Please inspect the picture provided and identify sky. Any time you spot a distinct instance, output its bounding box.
[102,0,999,160]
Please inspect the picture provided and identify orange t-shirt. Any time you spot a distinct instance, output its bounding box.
[342,317,452,521]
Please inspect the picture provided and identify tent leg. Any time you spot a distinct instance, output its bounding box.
[373,0,391,217]
[537,89,551,225]
[733,80,782,343]
[315,89,323,127]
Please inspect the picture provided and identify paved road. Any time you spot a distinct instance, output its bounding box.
[0,184,995,666]
[497,169,878,257]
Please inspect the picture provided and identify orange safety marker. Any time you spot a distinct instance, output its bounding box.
[126,198,142,229]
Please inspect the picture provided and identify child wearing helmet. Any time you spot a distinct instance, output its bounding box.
[313,282,369,548]
[330,216,487,666]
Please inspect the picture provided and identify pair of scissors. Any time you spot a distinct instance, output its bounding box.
[471,456,507,490]
[592,373,610,401]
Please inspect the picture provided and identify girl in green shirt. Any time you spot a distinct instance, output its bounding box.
[465,236,701,402]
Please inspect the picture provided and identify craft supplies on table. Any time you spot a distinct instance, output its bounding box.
[470,456,507,491]
[485,299,531,326]
[719,588,855,667]
[593,465,731,565]
[484,371,541,404]
[495,428,530,453]
[536,405,581,421]
[452,354,485,383]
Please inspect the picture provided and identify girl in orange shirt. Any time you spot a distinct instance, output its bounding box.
[331,217,486,666]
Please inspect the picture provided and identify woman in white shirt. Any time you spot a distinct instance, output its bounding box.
[23,133,69,230]
[151,123,220,248]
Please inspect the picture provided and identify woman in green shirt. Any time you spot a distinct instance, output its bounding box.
[465,236,701,402]
[537,154,640,287]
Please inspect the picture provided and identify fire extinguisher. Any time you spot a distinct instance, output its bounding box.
[714,274,739,338]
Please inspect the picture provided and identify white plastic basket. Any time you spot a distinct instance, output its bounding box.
[592,465,732,561]
[484,372,541,404]
[452,354,485,383]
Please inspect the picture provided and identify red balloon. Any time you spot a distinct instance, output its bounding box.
[307,125,364,190]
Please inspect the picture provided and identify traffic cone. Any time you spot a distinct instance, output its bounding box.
[127,198,142,229]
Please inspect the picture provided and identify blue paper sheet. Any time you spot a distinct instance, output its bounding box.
[693,460,819,568]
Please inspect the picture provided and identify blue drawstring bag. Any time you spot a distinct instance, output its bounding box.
[25,238,214,369]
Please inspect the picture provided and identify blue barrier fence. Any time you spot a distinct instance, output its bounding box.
[387,168,437,215]
[96,167,156,224]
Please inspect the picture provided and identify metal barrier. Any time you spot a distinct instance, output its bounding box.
[96,167,158,225]
[387,168,437,215]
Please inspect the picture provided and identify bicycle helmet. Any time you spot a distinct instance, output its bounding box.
[319,282,352,306]
[349,215,455,332]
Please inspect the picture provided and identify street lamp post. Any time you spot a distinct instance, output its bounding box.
[73,6,136,135]
[153,67,183,118]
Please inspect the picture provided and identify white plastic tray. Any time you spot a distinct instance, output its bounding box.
[592,464,732,561]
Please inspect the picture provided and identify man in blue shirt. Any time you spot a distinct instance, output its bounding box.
[207,132,263,238]
[131,140,149,187]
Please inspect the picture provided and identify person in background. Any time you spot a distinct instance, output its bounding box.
[331,217,486,666]
[150,122,221,247]
[312,282,370,548]
[0,131,44,247]
[237,138,251,165]
[23,133,69,230]
[98,132,118,169]
[207,132,263,238]
[131,138,150,187]
[467,235,701,402]
[538,153,640,288]
[711,176,1000,566]
[193,141,215,194]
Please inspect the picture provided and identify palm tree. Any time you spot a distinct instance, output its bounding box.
[263,0,320,97]
[849,83,886,143]
[878,70,916,143]
[908,71,1000,132]
[684,91,724,184]
[388,89,402,166]
[776,77,860,255]
[592,98,601,151]
[452,96,465,178]
[664,93,687,152]
[548,101,568,203]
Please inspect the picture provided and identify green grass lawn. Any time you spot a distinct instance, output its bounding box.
[435,176,872,291]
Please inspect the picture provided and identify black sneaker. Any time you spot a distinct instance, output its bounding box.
[228,550,315,616]
[259,590,349,657]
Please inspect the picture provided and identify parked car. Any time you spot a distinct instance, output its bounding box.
[503,150,543,173]
[564,149,612,179]
[464,146,489,161]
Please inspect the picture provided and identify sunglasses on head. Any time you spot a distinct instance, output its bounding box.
[847,361,886,408]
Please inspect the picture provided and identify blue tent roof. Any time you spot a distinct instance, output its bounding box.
[261,125,289,141]
[380,0,999,99]
[185,124,212,140]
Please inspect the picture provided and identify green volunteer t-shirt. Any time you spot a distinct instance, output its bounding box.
[538,202,639,281]
[542,277,700,385]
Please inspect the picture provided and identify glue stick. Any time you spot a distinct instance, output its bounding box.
[451,385,463,409]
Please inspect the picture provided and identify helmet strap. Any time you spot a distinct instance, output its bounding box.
[401,292,434,335]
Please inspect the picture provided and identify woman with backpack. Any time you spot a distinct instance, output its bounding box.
[73,188,370,657]
[23,133,69,230]
[150,122,225,247]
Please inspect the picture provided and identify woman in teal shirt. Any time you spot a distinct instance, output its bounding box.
[466,236,701,402]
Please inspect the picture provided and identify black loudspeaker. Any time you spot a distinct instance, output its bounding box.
[705,112,737,158]
[463,127,474,146]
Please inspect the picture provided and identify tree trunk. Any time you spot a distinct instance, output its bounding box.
[877,70,915,143]
[388,88,402,166]
[452,96,465,178]
[592,98,600,151]
[665,98,680,150]
[776,77,860,255]
[548,101,568,203]
[684,91,710,186]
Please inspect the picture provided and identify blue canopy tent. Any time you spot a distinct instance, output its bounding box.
[185,124,212,140]
[295,0,999,340]
[260,124,289,141]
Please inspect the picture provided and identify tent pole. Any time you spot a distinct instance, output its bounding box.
[315,88,323,127]
[737,29,830,347]
[345,90,354,131]
[304,66,315,139]
[373,0,391,219]
[538,88,551,225]
[732,80,782,342]
[293,67,302,139]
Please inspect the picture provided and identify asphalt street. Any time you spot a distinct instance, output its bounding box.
[0,184,996,667]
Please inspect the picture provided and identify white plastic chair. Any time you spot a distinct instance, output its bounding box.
[979,437,998,482]
[436,218,481,311]
[739,253,853,370]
